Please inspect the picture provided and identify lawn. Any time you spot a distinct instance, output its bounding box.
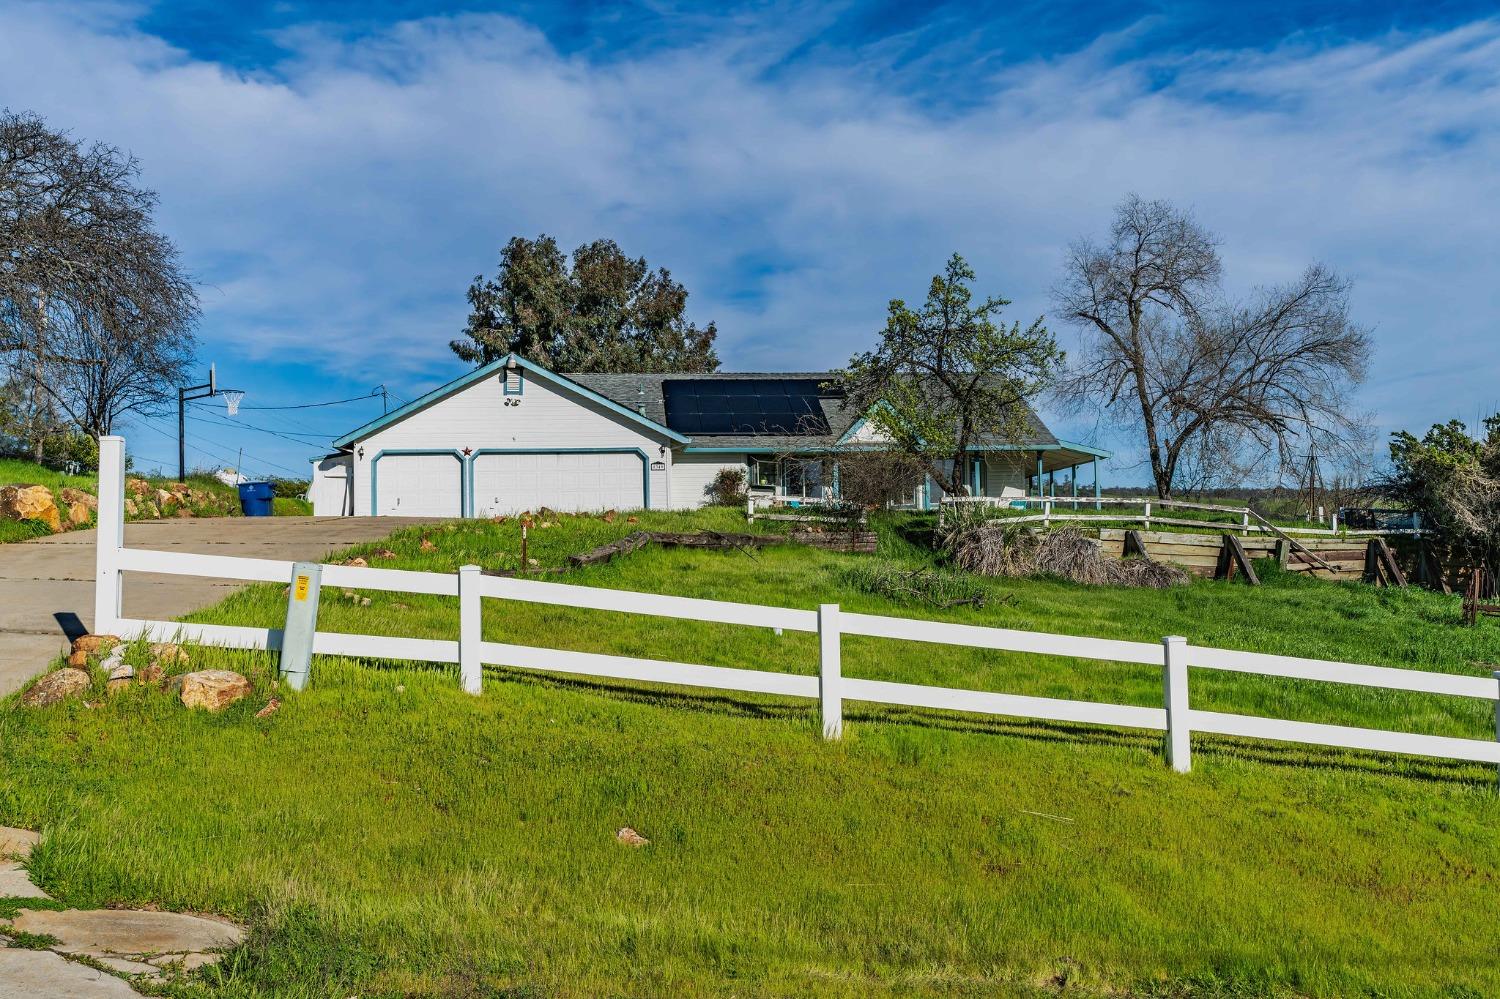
[3,509,1500,998]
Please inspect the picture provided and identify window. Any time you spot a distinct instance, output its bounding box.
[784,458,826,498]
[749,458,778,488]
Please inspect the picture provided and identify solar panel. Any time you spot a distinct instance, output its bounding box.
[663,379,832,435]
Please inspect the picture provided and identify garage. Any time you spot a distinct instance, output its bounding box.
[471,450,645,516]
[373,452,464,517]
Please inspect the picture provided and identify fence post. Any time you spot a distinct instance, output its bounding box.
[94,435,126,637]
[458,564,482,694]
[746,496,754,523]
[1144,500,1151,531]
[1162,636,1190,772]
[818,603,842,740]
[1492,671,1500,788]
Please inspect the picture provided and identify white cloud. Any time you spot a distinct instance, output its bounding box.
[2,2,1498,474]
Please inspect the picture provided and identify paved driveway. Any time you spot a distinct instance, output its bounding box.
[0,517,427,696]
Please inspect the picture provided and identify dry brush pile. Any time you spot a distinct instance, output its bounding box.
[939,508,1186,589]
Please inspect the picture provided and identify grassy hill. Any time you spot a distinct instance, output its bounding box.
[3,509,1499,997]
[0,457,259,543]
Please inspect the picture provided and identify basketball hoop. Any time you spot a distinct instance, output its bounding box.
[220,390,245,416]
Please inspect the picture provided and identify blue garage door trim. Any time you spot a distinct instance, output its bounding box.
[370,449,467,517]
[465,448,651,515]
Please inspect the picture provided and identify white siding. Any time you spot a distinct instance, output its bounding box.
[350,370,673,516]
[671,453,746,509]
[309,454,352,516]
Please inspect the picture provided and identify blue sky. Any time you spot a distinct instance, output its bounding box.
[2,0,1497,481]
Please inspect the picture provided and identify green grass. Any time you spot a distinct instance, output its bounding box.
[3,510,1500,997]
[272,497,313,516]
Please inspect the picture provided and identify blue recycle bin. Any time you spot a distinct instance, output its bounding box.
[237,481,275,517]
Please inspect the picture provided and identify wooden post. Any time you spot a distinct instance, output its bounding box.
[1144,500,1151,531]
[746,496,754,523]
[1163,636,1190,773]
[458,564,482,694]
[1274,538,1290,567]
[94,435,125,636]
[818,603,842,740]
[1124,530,1149,559]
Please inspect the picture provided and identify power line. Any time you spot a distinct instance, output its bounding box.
[132,414,306,477]
[231,388,387,411]
[188,410,333,446]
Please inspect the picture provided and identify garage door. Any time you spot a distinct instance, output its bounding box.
[471,451,644,516]
[375,453,463,517]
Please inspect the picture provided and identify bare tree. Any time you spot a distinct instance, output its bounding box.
[1055,195,1371,497]
[0,110,198,452]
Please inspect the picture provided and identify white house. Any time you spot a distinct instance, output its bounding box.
[310,354,1109,517]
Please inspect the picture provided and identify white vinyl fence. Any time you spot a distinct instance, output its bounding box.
[941,494,1423,537]
[94,437,1500,777]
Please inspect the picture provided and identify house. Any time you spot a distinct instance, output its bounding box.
[309,353,1109,517]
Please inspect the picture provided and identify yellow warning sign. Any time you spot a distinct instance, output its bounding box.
[293,575,310,601]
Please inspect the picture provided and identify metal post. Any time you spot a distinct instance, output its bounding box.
[459,565,482,694]
[280,562,323,691]
[1035,451,1044,499]
[1163,636,1191,772]
[1093,457,1101,510]
[94,435,125,636]
[177,388,186,482]
[818,603,842,740]
[1071,467,1078,510]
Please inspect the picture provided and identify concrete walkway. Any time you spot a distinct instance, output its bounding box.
[0,517,430,696]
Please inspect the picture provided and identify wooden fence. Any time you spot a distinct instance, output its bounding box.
[92,436,1500,779]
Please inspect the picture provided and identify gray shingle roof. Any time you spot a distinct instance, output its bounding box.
[560,370,1058,449]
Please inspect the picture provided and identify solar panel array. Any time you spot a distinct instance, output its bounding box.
[662,379,832,435]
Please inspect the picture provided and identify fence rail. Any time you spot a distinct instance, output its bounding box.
[940,495,1422,537]
[91,436,1500,779]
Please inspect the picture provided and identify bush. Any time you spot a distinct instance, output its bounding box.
[269,477,310,499]
[40,432,99,472]
[708,468,747,506]
[841,560,987,607]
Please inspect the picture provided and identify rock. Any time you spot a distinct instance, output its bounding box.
[373,548,397,559]
[0,826,40,858]
[343,556,368,567]
[178,670,251,711]
[153,488,175,508]
[0,949,144,998]
[94,954,163,977]
[169,481,190,494]
[175,507,194,518]
[67,650,91,667]
[106,661,135,694]
[254,697,280,718]
[9,907,246,965]
[140,501,160,518]
[21,668,90,707]
[0,858,50,898]
[124,497,138,516]
[0,483,61,532]
[149,643,189,667]
[73,634,121,655]
[526,558,540,568]
[359,596,371,607]
[106,678,132,695]
[67,501,92,526]
[615,826,650,847]
[59,487,98,510]
[419,538,437,552]
[626,515,639,523]
[137,663,164,685]
[602,510,617,523]
[125,477,150,495]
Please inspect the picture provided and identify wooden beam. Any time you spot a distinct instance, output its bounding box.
[1123,530,1149,558]
[1374,537,1407,587]
[1217,534,1260,585]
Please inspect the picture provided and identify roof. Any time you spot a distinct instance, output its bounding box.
[332,354,1097,458]
[568,370,1061,452]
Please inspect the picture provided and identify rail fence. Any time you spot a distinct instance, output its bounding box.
[93,437,1500,778]
[941,494,1422,538]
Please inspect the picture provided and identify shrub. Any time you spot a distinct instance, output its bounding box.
[708,468,747,506]
[269,477,311,499]
[841,560,987,608]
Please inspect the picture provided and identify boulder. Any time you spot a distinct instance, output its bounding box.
[169,481,191,494]
[175,507,195,518]
[178,670,252,712]
[58,487,97,510]
[615,826,650,847]
[124,497,137,516]
[373,548,397,560]
[21,668,90,707]
[0,484,60,532]
[66,501,91,526]
[137,663,164,685]
[141,501,160,518]
[125,477,150,496]
[149,643,190,667]
[72,634,121,655]
[154,488,175,508]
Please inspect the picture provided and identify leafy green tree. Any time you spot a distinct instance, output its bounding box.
[837,254,1062,498]
[1387,417,1500,581]
[452,235,719,372]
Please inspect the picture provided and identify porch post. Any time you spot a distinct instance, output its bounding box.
[831,461,841,501]
[1093,457,1101,510]
[1035,451,1044,499]
[1071,466,1078,510]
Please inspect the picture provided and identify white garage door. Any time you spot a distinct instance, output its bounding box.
[472,451,644,516]
[375,453,463,517]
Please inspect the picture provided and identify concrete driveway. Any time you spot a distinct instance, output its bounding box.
[0,517,426,697]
